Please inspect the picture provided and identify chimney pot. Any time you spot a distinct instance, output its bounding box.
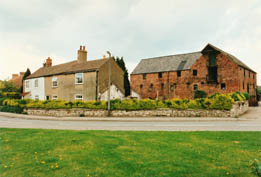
[46,57,52,67]
[77,45,87,63]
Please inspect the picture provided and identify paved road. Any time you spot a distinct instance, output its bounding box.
[0,107,260,131]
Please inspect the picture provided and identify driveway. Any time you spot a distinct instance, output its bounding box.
[0,107,260,131]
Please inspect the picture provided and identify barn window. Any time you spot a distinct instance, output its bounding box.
[177,71,181,77]
[158,72,162,79]
[149,84,153,92]
[208,52,217,82]
[161,83,164,90]
[193,70,197,76]
[221,83,226,90]
[143,74,146,80]
[193,84,198,91]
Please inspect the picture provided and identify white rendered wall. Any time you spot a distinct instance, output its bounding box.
[131,90,141,99]
[100,84,124,101]
[24,77,45,100]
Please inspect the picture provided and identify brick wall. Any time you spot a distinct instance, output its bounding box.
[131,53,257,100]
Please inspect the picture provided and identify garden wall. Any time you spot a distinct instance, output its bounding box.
[25,101,248,118]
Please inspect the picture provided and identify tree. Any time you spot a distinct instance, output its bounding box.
[0,80,19,92]
[20,68,31,93]
[115,57,130,97]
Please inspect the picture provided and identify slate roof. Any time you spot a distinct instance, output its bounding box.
[131,52,202,74]
[27,59,108,79]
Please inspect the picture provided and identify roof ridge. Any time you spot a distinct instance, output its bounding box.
[141,51,201,61]
[48,58,107,68]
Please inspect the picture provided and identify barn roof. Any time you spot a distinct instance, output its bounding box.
[131,52,202,74]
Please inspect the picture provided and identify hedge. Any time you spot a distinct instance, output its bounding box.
[0,92,247,112]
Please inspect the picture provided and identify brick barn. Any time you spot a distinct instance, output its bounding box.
[131,44,257,105]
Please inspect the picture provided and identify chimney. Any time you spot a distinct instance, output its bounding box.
[20,72,25,77]
[12,74,18,80]
[46,57,52,67]
[77,45,87,63]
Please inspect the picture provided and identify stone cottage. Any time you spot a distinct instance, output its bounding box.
[131,44,257,105]
[23,46,125,101]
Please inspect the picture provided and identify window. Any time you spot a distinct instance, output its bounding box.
[34,79,38,88]
[209,53,216,66]
[247,83,250,93]
[193,84,198,91]
[158,72,162,79]
[243,81,245,90]
[221,83,226,90]
[149,84,153,91]
[52,95,58,100]
[143,73,146,80]
[201,82,205,85]
[244,69,245,77]
[193,70,197,76]
[75,94,83,100]
[170,84,174,91]
[75,73,83,84]
[35,95,39,100]
[177,71,181,77]
[253,74,255,79]
[161,83,164,90]
[52,77,58,87]
[140,84,143,89]
[26,80,29,88]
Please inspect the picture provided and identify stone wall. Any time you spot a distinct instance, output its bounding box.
[25,101,248,118]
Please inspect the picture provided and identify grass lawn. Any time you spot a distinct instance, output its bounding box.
[0,129,260,177]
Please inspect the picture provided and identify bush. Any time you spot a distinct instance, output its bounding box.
[0,97,6,106]
[243,92,250,100]
[0,92,247,112]
[194,90,207,99]
[0,106,23,114]
[209,94,233,110]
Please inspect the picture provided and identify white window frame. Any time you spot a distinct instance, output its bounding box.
[35,95,39,100]
[52,95,58,100]
[25,80,29,89]
[52,77,58,88]
[34,79,38,88]
[75,94,83,100]
[75,73,83,84]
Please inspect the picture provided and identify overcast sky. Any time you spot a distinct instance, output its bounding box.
[0,0,260,84]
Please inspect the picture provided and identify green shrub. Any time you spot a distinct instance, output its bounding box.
[243,92,250,100]
[0,97,6,106]
[0,106,23,114]
[194,90,207,99]
[209,94,233,110]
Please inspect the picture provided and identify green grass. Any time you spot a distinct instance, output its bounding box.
[0,129,260,177]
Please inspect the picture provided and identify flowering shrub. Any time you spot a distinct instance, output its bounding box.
[0,92,247,112]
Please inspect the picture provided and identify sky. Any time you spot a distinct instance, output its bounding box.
[0,0,260,84]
